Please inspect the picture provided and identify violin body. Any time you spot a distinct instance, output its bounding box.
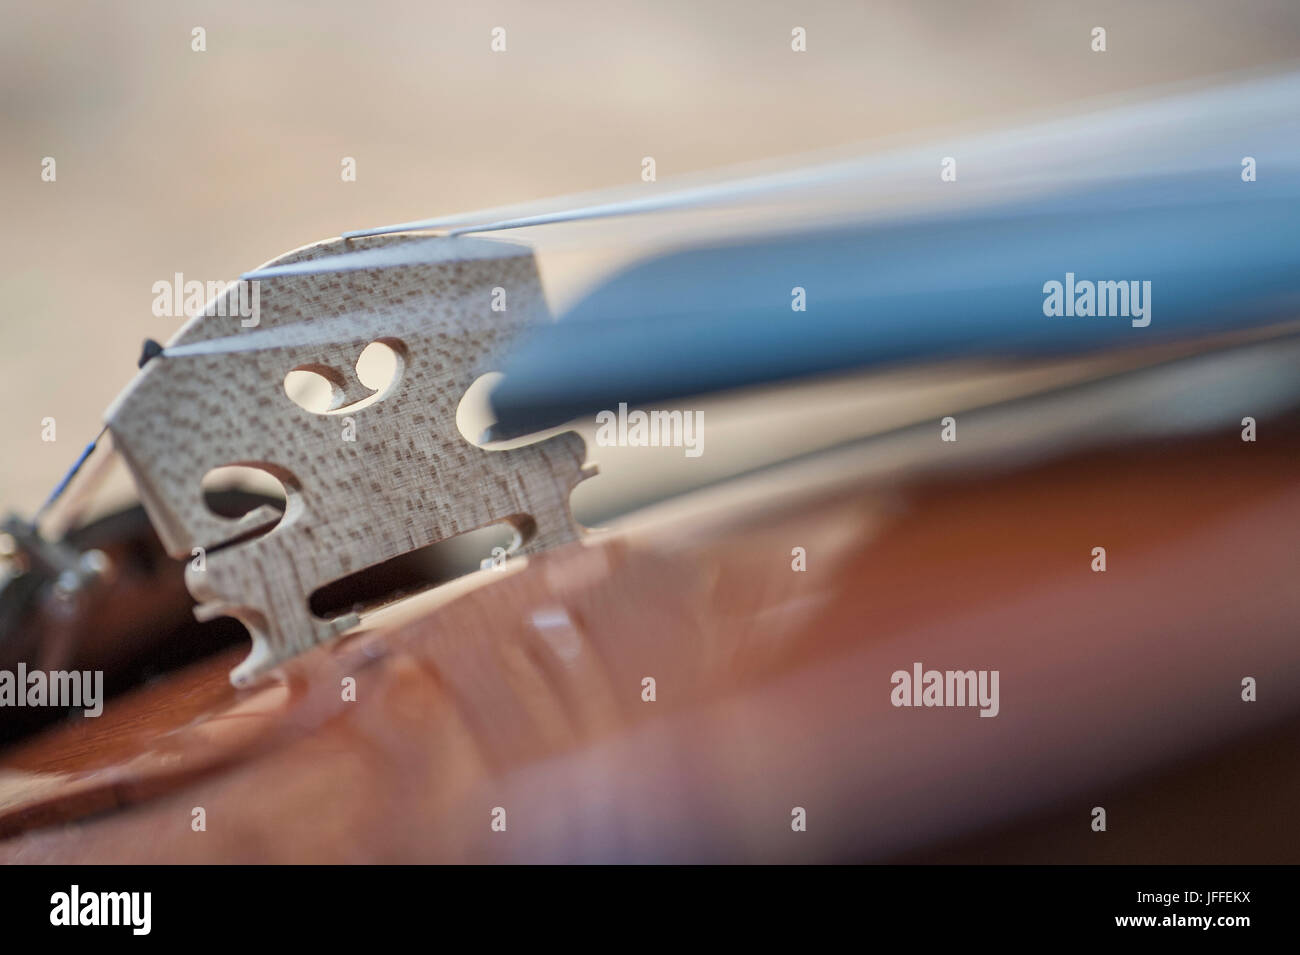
[4,57,1299,865]
[3,348,1297,862]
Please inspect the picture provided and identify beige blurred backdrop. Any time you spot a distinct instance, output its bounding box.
[2,0,1298,514]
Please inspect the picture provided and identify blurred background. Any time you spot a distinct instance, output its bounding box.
[3,0,1300,517]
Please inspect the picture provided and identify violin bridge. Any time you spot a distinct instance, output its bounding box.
[105,233,593,687]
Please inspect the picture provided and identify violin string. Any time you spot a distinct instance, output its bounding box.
[343,149,949,241]
[342,69,1300,241]
[157,311,382,358]
[441,161,873,236]
[30,315,382,525]
[28,316,379,527]
[31,69,1300,531]
[340,186,642,238]
[240,237,490,280]
[34,425,109,527]
[337,151,873,239]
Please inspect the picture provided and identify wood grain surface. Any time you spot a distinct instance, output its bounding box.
[3,414,1297,862]
[106,234,592,687]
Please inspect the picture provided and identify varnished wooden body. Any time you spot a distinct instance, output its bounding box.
[3,405,1297,862]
